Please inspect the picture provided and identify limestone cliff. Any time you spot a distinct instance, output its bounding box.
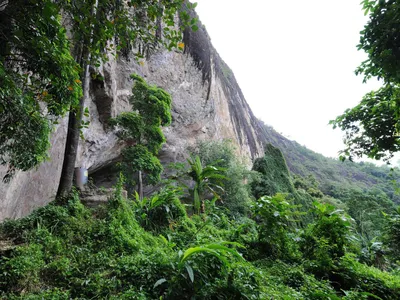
[0,13,265,221]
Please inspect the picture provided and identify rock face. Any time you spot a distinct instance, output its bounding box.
[0,14,265,221]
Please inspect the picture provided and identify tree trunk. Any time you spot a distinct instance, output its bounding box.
[155,0,163,40]
[56,0,98,199]
[138,170,143,200]
[56,62,90,198]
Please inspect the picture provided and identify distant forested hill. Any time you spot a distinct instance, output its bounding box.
[258,121,400,204]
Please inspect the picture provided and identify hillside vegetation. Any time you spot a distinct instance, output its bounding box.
[259,121,400,203]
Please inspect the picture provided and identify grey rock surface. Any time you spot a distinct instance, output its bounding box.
[0,17,265,221]
[0,118,68,220]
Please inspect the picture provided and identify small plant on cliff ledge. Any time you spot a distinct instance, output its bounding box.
[110,74,172,199]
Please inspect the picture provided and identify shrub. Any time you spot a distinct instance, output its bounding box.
[300,202,357,278]
[252,193,301,260]
[336,253,400,299]
[132,187,187,232]
[1,243,44,294]
[195,139,255,216]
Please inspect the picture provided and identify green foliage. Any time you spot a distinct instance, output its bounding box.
[0,185,262,299]
[111,74,172,151]
[383,206,400,263]
[130,74,172,130]
[58,0,191,64]
[330,0,400,161]
[300,202,356,277]
[109,112,143,141]
[259,122,400,248]
[1,244,45,294]
[120,145,163,185]
[251,144,295,199]
[195,139,255,216]
[186,155,226,214]
[132,187,187,232]
[251,143,314,223]
[0,0,196,185]
[179,241,244,275]
[0,1,82,179]
[336,253,400,300]
[344,189,395,241]
[259,122,400,204]
[293,174,324,198]
[111,75,172,193]
[2,179,400,299]
[331,84,400,161]
[1,139,400,299]
[255,260,340,299]
[252,194,301,260]
[359,237,387,269]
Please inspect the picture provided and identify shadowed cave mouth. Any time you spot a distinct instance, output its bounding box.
[87,163,158,198]
[87,164,119,190]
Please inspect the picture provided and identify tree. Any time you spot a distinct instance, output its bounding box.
[0,0,82,181]
[110,74,172,199]
[56,0,195,198]
[0,0,196,193]
[300,202,354,277]
[187,155,226,214]
[253,193,300,260]
[251,144,296,199]
[331,0,400,161]
[56,0,99,198]
[195,140,255,216]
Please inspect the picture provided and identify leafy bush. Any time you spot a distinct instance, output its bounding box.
[335,253,400,299]
[252,193,301,260]
[300,202,357,278]
[384,206,400,263]
[251,144,296,199]
[251,144,314,224]
[1,243,44,294]
[195,139,255,216]
[132,187,187,232]
[255,260,340,299]
[186,155,226,214]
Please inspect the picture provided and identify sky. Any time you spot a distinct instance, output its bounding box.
[194,0,383,159]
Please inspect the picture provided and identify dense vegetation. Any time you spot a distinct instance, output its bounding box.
[3,0,400,298]
[259,121,400,201]
[2,141,400,299]
[259,123,400,244]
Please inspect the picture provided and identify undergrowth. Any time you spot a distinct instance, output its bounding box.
[1,173,400,298]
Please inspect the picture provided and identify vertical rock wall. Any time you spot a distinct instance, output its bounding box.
[0,15,265,221]
[0,119,68,220]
